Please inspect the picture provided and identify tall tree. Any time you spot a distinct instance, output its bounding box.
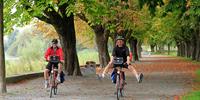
[0,0,7,93]
[18,0,82,75]
[78,0,119,67]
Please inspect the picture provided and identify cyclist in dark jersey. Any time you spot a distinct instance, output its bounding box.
[102,36,143,83]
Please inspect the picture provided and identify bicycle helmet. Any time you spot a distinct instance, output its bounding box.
[116,36,124,41]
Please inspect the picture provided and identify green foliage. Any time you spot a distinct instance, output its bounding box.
[139,0,164,16]
[4,0,32,34]
[144,0,200,49]
[18,36,46,61]
[4,0,77,34]
[5,28,47,76]
[80,0,114,26]
[80,0,132,33]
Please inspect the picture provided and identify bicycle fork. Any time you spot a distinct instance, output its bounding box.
[116,71,124,90]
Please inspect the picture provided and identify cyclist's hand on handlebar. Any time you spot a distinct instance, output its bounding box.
[126,60,131,65]
[124,63,130,67]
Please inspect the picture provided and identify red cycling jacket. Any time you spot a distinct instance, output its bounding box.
[44,46,64,61]
[129,52,133,61]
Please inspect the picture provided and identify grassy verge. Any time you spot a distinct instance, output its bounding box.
[6,60,46,77]
[5,49,99,77]
[151,50,177,56]
[78,49,99,65]
[182,65,200,100]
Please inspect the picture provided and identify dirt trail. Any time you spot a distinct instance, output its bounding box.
[1,55,200,100]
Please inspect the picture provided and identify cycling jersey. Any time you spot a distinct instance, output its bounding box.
[112,45,130,63]
[44,46,64,61]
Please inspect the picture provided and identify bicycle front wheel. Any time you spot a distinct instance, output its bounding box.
[116,74,120,100]
[54,83,58,95]
[49,74,53,98]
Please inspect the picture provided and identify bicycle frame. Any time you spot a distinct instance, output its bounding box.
[115,67,126,100]
[49,65,58,98]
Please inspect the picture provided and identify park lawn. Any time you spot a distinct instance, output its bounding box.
[77,49,99,65]
[5,49,99,77]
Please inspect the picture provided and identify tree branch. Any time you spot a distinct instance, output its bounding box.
[35,15,51,24]
[58,3,69,18]
[23,3,52,24]
[43,5,62,25]
[76,12,89,23]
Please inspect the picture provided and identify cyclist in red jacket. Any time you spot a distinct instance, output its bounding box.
[44,39,64,88]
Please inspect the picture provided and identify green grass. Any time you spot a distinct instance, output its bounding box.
[6,59,46,77]
[5,49,99,76]
[179,56,200,65]
[77,49,99,65]
[182,91,200,100]
[182,69,200,100]
[151,50,177,56]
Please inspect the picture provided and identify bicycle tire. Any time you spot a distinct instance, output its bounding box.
[116,74,120,100]
[120,80,125,97]
[54,83,58,95]
[49,74,53,98]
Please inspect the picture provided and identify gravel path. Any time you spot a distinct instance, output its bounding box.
[1,55,199,100]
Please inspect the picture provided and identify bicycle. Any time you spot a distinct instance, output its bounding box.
[48,55,60,98]
[113,57,128,100]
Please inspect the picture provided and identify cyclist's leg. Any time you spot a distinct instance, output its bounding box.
[54,63,61,82]
[122,72,125,81]
[44,62,52,80]
[58,63,62,74]
[44,62,52,88]
[120,71,124,88]
[128,63,139,81]
[103,61,113,74]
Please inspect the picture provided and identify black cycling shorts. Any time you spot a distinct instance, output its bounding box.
[46,62,59,71]
[113,64,128,69]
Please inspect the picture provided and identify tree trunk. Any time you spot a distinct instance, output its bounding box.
[195,32,200,61]
[167,43,170,55]
[129,37,139,61]
[54,15,82,76]
[191,33,197,60]
[150,44,155,52]
[158,45,164,53]
[155,45,158,52]
[93,25,110,67]
[179,42,183,56]
[184,42,187,57]
[0,0,7,93]
[186,41,191,58]
[197,21,200,61]
[76,13,110,67]
[137,41,142,58]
